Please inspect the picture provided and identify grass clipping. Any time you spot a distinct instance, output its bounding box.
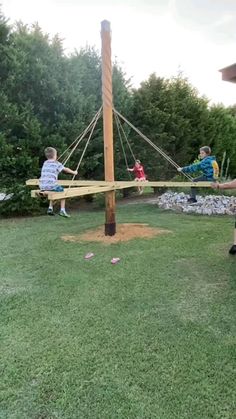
[62,223,171,244]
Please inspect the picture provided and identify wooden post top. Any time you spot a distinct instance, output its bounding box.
[101,20,111,32]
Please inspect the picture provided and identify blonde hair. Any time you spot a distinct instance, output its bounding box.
[44,147,57,159]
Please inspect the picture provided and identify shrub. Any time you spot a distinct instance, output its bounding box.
[0,184,42,217]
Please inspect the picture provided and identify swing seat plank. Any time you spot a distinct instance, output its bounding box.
[27,179,212,188]
[26,179,110,187]
[30,181,212,200]
[46,185,125,200]
[31,185,122,200]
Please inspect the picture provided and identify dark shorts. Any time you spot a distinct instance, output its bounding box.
[40,185,64,193]
[52,185,64,192]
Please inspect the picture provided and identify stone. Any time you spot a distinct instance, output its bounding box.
[156,191,236,216]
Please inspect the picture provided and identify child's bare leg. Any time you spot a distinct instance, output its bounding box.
[137,181,143,194]
[60,199,66,211]
[47,200,54,215]
[59,199,70,218]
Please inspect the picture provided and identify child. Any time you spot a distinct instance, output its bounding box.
[177,146,219,203]
[127,159,147,195]
[39,147,78,217]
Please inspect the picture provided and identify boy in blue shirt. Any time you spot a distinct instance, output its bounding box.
[178,146,219,203]
[40,147,77,217]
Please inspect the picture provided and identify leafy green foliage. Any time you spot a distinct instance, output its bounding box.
[0,7,236,216]
[0,184,41,216]
[0,10,131,214]
[127,74,212,180]
[207,105,236,178]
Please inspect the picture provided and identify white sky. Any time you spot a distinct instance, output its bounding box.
[2,0,236,106]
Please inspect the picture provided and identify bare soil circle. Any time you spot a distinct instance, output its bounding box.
[61,223,171,244]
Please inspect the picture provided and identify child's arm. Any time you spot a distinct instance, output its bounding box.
[127,168,134,172]
[178,161,202,174]
[63,167,78,176]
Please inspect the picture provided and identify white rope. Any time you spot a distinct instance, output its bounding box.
[67,108,102,191]
[113,108,193,182]
[115,113,136,162]
[60,106,102,166]
[114,113,133,180]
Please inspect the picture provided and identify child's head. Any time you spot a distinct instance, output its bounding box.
[135,159,141,167]
[45,147,57,160]
[199,146,211,159]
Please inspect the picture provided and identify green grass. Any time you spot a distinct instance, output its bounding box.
[0,205,236,419]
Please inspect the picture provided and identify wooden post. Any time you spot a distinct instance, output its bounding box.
[101,20,116,236]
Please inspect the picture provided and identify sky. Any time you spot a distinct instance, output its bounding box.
[2,0,236,106]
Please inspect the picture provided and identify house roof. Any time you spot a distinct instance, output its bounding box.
[219,63,236,83]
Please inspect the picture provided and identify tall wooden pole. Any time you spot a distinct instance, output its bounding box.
[101,20,116,236]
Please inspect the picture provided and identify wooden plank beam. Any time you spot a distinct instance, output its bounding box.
[48,185,124,200]
[31,186,113,199]
[30,181,212,200]
[44,185,123,200]
[26,179,110,186]
[135,181,212,188]
[27,179,212,188]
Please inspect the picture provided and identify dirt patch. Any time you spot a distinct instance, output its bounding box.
[61,223,171,244]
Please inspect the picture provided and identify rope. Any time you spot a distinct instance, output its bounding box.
[62,107,102,166]
[115,114,136,162]
[113,108,193,182]
[60,107,102,163]
[67,108,102,191]
[59,106,102,166]
[114,113,132,180]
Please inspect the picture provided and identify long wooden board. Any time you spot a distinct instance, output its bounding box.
[26,179,109,186]
[30,180,212,200]
[31,185,125,200]
[27,179,212,188]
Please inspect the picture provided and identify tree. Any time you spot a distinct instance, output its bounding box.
[0,10,132,214]
[207,106,236,178]
[126,74,211,180]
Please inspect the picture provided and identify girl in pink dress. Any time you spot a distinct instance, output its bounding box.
[127,160,147,194]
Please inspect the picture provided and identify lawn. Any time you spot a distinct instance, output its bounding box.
[0,205,235,419]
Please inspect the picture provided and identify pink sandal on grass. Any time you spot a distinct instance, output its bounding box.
[84,252,94,260]
[111,258,120,264]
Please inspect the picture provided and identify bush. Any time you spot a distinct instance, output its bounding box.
[93,193,105,209]
[0,184,42,217]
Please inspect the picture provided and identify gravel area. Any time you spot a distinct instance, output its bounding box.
[156,191,236,215]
